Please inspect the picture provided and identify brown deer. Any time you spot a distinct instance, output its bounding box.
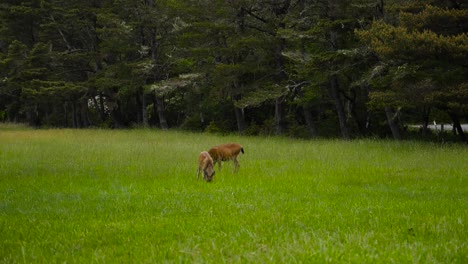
[197,151,215,182]
[208,143,244,172]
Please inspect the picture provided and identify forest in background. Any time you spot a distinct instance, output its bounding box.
[0,0,467,142]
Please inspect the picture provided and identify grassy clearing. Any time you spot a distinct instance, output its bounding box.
[0,127,467,263]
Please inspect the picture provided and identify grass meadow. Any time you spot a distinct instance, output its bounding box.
[0,124,467,263]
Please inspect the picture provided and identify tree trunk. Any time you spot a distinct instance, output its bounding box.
[109,101,126,128]
[275,96,287,135]
[330,76,350,139]
[76,102,82,128]
[27,108,36,127]
[348,97,366,136]
[72,103,78,128]
[64,103,69,127]
[449,112,467,143]
[136,91,143,124]
[81,101,90,127]
[92,95,106,122]
[385,107,402,140]
[155,96,168,129]
[422,106,431,136]
[326,3,350,139]
[303,106,317,137]
[142,91,148,127]
[274,34,287,135]
[234,107,246,133]
[135,89,148,127]
[98,93,106,122]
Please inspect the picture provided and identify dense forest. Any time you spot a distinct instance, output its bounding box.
[0,0,467,142]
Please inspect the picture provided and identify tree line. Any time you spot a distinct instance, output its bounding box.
[1,0,467,142]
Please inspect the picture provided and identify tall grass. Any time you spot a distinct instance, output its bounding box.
[0,127,467,263]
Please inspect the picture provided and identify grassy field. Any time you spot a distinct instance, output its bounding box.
[0,125,467,263]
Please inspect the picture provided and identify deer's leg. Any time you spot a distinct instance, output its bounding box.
[233,156,239,173]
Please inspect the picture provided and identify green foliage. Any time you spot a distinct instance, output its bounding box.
[357,21,467,63]
[204,120,223,134]
[0,0,466,141]
[235,84,286,109]
[96,12,135,56]
[180,113,204,131]
[356,3,468,139]
[400,5,468,35]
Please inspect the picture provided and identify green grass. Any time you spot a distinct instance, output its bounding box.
[0,127,467,263]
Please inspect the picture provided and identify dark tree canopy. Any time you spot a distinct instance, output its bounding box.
[0,0,467,142]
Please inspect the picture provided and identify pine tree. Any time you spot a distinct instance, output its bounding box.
[357,2,468,141]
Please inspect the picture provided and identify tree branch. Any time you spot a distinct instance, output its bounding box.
[241,7,269,24]
[244,23,276,36]
[49,15,73,51]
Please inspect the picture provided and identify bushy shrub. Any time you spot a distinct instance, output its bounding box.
[243,122,261,136]
[180,114,204,132]
[204,121,223,134]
